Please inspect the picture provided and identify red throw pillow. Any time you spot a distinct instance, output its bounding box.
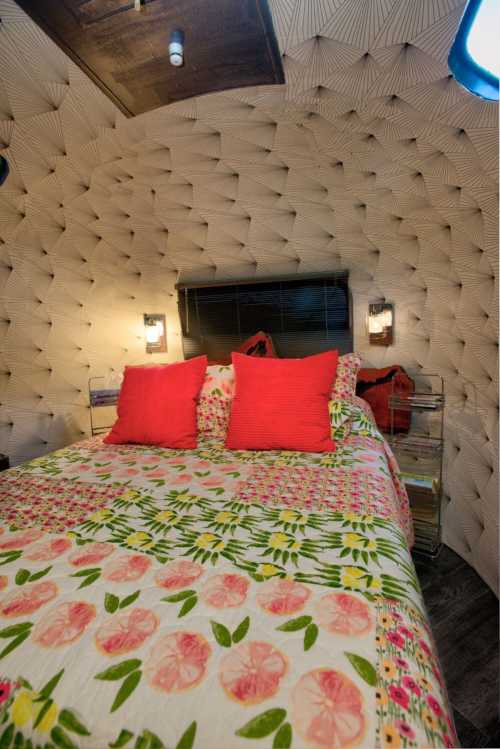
[238,331,276,358]
[226,351,338,452]
[104,356,207,448]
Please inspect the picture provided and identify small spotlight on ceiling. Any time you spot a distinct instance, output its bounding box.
[169,29,185,67]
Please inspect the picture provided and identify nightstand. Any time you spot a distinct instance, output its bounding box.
[388,373,444,557]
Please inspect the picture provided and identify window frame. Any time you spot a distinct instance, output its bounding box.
[177,272,353,360]
[448,0,499,101]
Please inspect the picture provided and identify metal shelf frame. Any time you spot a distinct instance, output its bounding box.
[88,377,120,437]
[389,372,445,558]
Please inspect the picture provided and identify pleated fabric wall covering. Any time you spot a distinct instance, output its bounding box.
[0,0,497,592]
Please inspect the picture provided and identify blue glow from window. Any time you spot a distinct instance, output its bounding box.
[448,0,499,101]
[466,0,500,78]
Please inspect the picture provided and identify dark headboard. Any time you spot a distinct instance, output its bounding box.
[177,272,352,360]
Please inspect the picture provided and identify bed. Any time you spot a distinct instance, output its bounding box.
[0,396,456,749]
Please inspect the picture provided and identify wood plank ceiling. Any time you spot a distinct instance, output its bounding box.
[13,0,284,116]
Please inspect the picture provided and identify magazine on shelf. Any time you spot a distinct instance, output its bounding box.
[400,471,438,492]
[392,393,443,408]
[90,389,120,407]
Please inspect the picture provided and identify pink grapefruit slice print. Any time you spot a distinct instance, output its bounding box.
[219,641,287,705]
[95,607,158,656]
[0,528,44,550]
[200,573,249,608]
[26,537,72,562]
[102,553,151,582]
[0,577,7,591]
[145,631,211,693]
[315,593,372,636]
[154,559,203,590]
[32,601,96,647]
[0,581,58,618]
[290,668,365,749]
[68,542,115,567]
[256,578,311,615]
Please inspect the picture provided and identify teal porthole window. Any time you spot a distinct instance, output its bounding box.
[448,0,499,101]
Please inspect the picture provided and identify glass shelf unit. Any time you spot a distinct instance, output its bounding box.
[389,373,444,558]
[88,377,120,436]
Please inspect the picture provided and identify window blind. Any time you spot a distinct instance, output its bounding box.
[177,272,352,360]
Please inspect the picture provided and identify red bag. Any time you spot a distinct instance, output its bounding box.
[356,366,414,433]
[237,331,276,358]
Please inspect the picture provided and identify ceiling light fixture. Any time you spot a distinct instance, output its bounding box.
[169,29,185,67]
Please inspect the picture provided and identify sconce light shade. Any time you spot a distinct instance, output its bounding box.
[368,302,393,346]
[145,323,161,344]
[144,313,167,353]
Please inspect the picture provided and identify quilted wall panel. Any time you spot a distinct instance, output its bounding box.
[0,0,498,593]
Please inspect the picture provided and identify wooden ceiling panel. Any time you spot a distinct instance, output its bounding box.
[14,0,285,116]
[69,2,133,25]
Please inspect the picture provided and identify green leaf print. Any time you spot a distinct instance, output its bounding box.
[70,567,101,577]
[143,730,164,749]
[16,677,32,690]
[105,593,120,614]
[133,732,150,749]
[0,630,31,660]
[58,709,91,736]
[33,698,54,729]
[276,615,312,632]
[0,723,14,749]
[0,622,32,638]
[304,623,318,651]
[109,729,134,748]
[119,591,141,609]
[161,590,196,603]
[272,722,292,749]
[14,569,30,586]
[111,670,142,713]
[312,562,410,602]
[250,530,322,566]
[51,725,77,749]
[210,621,231,648]
[0,551,22,566]
[175,721,197,749]
[28,566,52,582]
[95,659,142,681]
[78,572,101,589]
[232,616,250,644]
[235,709,287,739]
[344,652,377,686]
[178,595,198,618]
[39,668,64,699]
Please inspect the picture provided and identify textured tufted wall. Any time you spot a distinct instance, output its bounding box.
[0,0,498,592]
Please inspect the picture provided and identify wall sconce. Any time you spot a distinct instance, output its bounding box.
[144,313,167,354]
[368,302,394,346]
